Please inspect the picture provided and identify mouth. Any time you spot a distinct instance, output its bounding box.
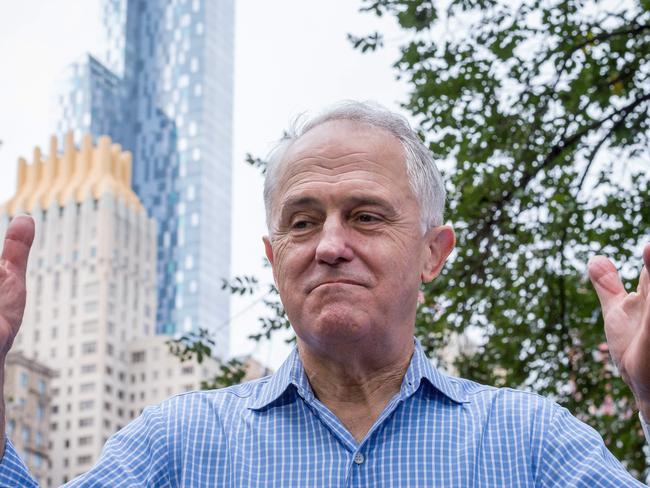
[308,279,365,293]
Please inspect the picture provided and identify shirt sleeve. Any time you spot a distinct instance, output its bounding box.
[0,437,39,487]
[0,403,173,487]
[64,403,173,487]
[538,404,646,487]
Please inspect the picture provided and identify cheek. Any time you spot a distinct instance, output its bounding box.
[371,235,424,275]
[270,240,311,286]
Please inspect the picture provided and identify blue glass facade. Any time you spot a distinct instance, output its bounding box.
[55,0,234,357]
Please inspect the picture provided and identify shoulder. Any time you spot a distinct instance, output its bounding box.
[442,374,559,426]
[155,375,274,420]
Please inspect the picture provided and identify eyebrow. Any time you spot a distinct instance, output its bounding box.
[278,194,398,221]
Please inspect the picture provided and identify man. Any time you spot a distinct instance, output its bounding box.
[1,101,649,486]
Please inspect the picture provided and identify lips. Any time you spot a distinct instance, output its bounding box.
[306,278,368,293]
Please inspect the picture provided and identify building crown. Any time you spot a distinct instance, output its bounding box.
[2,133,143,216]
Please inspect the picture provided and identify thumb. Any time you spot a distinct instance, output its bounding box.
[2,215,35,273]
[588,255,625,314]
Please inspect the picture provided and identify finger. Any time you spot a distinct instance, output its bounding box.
[588,255,626,314]
[1,215,35,273]
[636,244,650,297]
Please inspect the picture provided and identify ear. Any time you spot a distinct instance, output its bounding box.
[420,225,455,283]
[263,236,274,266]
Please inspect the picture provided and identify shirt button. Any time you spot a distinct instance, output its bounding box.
[353,453,365,465]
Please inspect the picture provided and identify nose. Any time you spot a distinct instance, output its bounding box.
[315,217,354,265]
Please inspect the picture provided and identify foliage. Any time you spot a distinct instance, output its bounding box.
[200,358,248,390]
[166,276,289,390]
[353,0,650,477]
[166,328,248,389]
[222,273,292,343]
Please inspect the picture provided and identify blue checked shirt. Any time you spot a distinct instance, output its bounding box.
[0,340,646,487]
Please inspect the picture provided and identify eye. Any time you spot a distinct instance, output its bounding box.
[355,213,381,224]
[289,215,317,232]
[292,220,312,230]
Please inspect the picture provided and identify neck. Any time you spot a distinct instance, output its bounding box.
[298,337,414,442]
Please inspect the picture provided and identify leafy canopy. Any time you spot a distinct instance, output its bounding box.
[352,0,650,477]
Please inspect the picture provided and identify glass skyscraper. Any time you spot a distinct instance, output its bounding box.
[54,0,234,357]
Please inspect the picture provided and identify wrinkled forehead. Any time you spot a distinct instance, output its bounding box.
[275,120,407,187]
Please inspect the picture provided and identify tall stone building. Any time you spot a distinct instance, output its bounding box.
[3,351,56,485]
[53,0,235,357]
[1,133,156,484]
[0,134,233,486]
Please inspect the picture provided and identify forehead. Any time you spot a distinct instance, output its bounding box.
[274,120,411,197]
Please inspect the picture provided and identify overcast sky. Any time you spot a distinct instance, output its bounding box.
[0,1,409,368]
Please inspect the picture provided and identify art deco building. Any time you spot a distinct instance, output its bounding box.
[53,0,235,357]
[0,133,156,484]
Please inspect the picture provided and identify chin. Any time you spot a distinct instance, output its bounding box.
[301,307,372,346]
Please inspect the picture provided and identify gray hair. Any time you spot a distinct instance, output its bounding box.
[263,101,446,232]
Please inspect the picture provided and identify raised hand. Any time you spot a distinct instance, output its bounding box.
[0,215,35,358]
[588,244,650,419]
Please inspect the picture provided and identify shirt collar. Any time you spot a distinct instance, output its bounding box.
[247,346,311,410]
[401,338,468,404]
[248,337,467,411]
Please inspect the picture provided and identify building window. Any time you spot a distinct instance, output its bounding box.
[81,342,97,354]
[131,351,145,363]
[84,282,99,295]
[78,418,93,428]
[81,364,96,374]
[82,321,98,334]
[80,400,94,410]
[78,436,92,446]
[53,272,60,297]
[77,455,92,465]
[20,372,28,387]
[71,270,78,298]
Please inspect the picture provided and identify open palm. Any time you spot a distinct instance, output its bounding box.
[0,216,34,358]
[588,244,650,417]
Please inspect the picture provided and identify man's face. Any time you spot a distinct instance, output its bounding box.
[264,120,454,355]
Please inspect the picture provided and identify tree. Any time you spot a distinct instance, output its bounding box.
[166,275,287,388]
[166,327,248,389]
[350,0,650,478]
